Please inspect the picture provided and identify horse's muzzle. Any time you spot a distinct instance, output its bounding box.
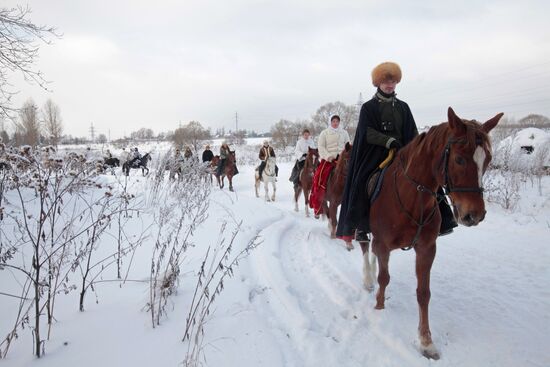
[460,210,486,226]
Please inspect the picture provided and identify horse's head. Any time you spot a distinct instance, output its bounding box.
[443,107,503,226]
[307,147,320,168]
[336,143,352,171]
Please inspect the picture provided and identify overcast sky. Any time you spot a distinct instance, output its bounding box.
[5,0,550,139]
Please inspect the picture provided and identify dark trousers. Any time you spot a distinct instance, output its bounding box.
[258,161,278,179]
[129,157,141,167]
[438,188,457,232]
[217,159,239,176]
[217,159,226,176]
[289,160,305,183]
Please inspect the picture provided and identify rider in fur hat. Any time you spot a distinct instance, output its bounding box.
[337,61,457,242]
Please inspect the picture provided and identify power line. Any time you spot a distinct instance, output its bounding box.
[418,61,550,96]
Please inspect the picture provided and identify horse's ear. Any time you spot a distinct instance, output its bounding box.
[481,112,504,133]
[345,142,351,151]
[448,107,466,135]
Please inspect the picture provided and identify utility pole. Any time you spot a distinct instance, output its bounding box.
[235,112,238,132]
[89,123,95,143]
[356,92,364,110]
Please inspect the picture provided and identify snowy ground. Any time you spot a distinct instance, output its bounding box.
[1,159,549,367]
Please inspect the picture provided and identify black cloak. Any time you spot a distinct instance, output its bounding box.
[336,97,418,237]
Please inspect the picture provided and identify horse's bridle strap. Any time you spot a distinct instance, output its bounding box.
[441,138,485,194]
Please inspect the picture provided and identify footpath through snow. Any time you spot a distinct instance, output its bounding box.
[195,163,550,367]
[3,162,549,367]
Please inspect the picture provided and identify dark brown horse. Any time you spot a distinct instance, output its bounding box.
[362,108,502,359]
[214,151,237,191]
[293,147,319,217]
[322,142,354,249]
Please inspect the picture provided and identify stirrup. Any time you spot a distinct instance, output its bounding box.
[355,230,370,242]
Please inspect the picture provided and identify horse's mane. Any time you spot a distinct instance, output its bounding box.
[401,120,491,165]
[335,147,350,172]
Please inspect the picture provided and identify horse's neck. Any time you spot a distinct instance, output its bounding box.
[400,136,445,191]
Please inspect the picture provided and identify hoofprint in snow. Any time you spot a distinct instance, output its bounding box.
[1,157,549,366]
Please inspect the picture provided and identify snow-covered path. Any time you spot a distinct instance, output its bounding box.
[204,163,550,367]
[2,162,549,367]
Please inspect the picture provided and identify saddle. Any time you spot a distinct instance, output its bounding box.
[366,149,396,204]
[367,166,388,204]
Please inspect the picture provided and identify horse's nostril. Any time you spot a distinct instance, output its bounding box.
[463,214,473,225]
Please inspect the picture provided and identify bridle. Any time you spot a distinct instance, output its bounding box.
[394,134,485,250]
[440,137,485,195]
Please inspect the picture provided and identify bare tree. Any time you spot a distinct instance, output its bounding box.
[518,114,550,128]
[270,119,302,148]
[15,98,40,146]
[173,121,211,152]
[226,129,247,145]
[311,101,358,137]
[0,6,58,119]
[41,99,63,147]
[130,128,154,140]
[97,133,107,144]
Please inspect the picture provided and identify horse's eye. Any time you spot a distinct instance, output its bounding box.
[455,156,465,165]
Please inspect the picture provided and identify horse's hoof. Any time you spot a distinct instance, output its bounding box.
[363,284,375,292]
[294,208,298,212]
[420,344,440,360]
[374,303,385,310]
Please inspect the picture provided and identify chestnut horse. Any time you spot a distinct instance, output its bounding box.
[362,108,502,359]
[213,151,237,191]
[322,142,354,250]
[293,147,319,217]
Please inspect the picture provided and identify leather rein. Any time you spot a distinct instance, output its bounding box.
[394,136,485,250]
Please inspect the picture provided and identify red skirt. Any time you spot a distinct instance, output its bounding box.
[309,159,336,215]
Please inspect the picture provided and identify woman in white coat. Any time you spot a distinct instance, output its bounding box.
[289,128,316,184]
[309,115,350,216]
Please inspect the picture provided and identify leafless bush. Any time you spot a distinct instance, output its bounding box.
[0,148,144,358]
[532,143,549,195]
[146,161,210,327]
[182,221,261,367]
[484,169,521,210]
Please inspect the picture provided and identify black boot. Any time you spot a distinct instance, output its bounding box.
[439,199,458,236]
[289,162,299,182]
[355,229,370,242]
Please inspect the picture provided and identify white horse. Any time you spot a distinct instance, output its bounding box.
[255,157,277,202]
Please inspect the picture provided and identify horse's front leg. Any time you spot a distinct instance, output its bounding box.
[304,188,310,217]
[415,243,439,360]
[264,181,270,202]
[228,176,233,192]
[271,181,276,202]
[374,240,390,310]
[360,240,376,291]
[294,186,301,212]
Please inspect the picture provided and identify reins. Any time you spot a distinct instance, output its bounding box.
[393,133,485,250]
[395,156,444,250]
[440,137,485,195]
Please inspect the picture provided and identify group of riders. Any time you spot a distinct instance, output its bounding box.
[254,61,458,243]
[106,61,457,243]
